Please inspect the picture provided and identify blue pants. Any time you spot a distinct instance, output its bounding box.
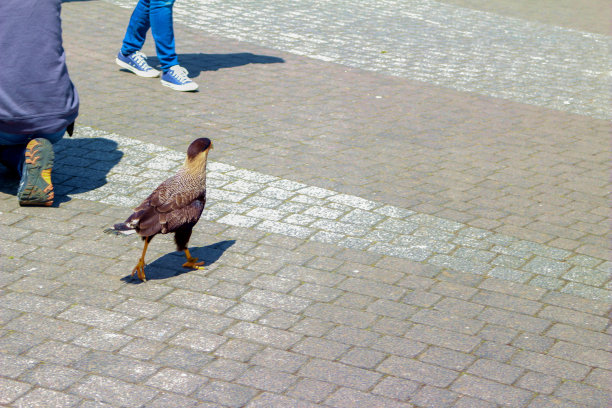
[0,130,65,174]
[120,0,179,72]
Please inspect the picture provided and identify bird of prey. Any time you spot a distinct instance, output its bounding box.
[105,138,213,281]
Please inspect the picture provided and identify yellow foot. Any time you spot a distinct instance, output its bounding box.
[183,257,205,270]
[132,260,147,281]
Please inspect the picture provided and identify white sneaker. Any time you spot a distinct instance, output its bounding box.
[161,65,199,91]
[116,51,160,78]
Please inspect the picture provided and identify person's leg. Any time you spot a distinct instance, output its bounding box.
[0,132,30,174]
[8,130,65,206]
[120,0,152,56]
[149,0,179,71]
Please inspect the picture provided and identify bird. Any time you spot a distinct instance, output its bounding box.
[105,138,213,281]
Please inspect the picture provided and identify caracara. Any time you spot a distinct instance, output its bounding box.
[105,138,213,281]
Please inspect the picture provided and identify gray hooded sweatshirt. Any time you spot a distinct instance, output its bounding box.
[0,0,79,134]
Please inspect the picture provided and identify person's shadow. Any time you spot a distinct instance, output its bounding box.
[121,239,235,283]
[0,137,122,206]
[147,52,285,77]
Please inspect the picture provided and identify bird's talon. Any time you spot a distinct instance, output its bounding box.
[182,258,205,270]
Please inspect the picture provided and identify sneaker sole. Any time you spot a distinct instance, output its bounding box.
[17,139,55,206]
[160,79,199,92]
[115,58,160,78]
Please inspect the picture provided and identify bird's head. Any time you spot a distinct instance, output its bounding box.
[185,137,213,174]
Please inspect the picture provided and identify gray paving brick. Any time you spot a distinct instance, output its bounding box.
[325,387,413,408]
[473,341,517,363]
[411,309,484,335]
[225,321,302,349]
[13,388,81,408]
[194,380,257,407]
[511,332,555,353]
[6,313,88,342]
[249,347,307,374]
[479,307,551,334]
[472,290,542,315]
[411,385,459,408]
[405,323,480,353]
[419,346,476,371]
[434,297,485,318]
[554,380,610,407]
[516,371,561,394]
[241,288,310,313]
[478,277,547,301]
[511,350,591,381]
[72,329,132,352]
[402,289,442,307]
[152,345,214,373]
[26,340,89,366]
[304,303,376,328]
[237,365,297,392]
[548,341,611,370]
[451,374,534,407]
[292,336,350,360]
[585,368,612,391]
[527,395,583,408]
[71,375,158,407]
[200,358,249,381]
[288,377,337,403]
[378,355,459,387]
[299,358,381,390]
[538,305,609,331]
[0,291,70,316]
[466,358,524,384]
[21,363,86,391]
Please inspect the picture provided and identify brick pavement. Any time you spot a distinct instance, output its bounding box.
[0,0,610,407]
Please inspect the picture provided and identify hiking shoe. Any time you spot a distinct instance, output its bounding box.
[116,51,160,78]
[17,138,55,206]
[161,65,198,91]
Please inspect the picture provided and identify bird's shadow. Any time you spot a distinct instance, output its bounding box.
[0,137,122,206]
[121,239,235,284]
[146,52,285,77]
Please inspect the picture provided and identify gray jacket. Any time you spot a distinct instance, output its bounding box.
[0,0,79,134]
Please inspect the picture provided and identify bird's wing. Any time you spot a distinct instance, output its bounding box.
[140,175,203,214]
[137,176,206,234]
[163,197,206,232]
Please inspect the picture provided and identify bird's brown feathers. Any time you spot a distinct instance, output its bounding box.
[110,138,212,240]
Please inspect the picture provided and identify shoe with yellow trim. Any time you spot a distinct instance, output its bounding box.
[17,138,55,206]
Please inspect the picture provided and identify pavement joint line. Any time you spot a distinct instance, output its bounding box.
[57,126,610,302]
[107,0,611,120]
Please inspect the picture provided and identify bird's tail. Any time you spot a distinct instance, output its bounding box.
[103,222,137,236]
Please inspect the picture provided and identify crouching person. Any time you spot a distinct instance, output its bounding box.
[0,0,79,206]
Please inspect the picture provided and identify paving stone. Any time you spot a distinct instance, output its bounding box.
[548,341,611,369]
[195,380,258,408]
[71,375,158,407]
[411,308,484,335]
[478,307,551,334]
[554,380,610,407]
[411,385,459,408]
[378,355,459,387]
[538,305,609,331]
[225,321,302,349]
[405,324,480,353]
[25,340,89,366]
[325,387,413,408]
[419,346,476,371]
[288,377,337,403]
[451,374,534,408]
[511,350,591,381]
[299,358,382,390]
[516,371,561,394]
[527,395,583,408]
[12,387,81,408]
[292,336,350,360]
[466,358,524,384]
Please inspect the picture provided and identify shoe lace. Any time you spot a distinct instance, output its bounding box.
[170,66,191,82]
[131,51,150,70]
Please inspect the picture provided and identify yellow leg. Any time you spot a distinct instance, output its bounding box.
[132,238,150,281]
[182,248,205,270]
